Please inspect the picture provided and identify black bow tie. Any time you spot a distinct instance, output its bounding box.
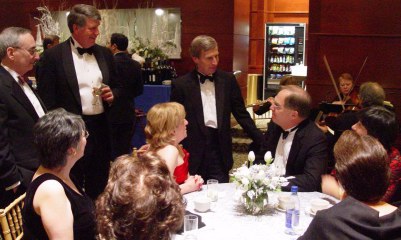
[77,47,94,55]
[198,72,214,84]
[282,126,299,140]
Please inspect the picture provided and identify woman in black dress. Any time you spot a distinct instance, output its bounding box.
[23,108,95,240]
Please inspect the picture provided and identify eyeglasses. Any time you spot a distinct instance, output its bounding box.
[13,46,39,56]
[84,130,90,138]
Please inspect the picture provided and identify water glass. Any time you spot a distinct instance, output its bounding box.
[184,214,198,239]
[207,179,219,202]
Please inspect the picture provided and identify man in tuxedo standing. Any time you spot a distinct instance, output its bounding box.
[37,4,121,199]
[254,85,328,192]
[170,35,263,183]
[107,33,143,159]
[0,27,45,207]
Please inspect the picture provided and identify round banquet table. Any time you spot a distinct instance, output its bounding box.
[173,183,339,240]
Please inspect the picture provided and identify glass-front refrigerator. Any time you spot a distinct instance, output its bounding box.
[263,23,306,98]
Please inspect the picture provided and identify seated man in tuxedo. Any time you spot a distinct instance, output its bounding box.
[255,85,328,192]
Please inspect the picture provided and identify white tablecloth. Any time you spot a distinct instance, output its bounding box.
[174,183,338,240]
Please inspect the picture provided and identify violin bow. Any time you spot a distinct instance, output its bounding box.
[323,55,345,110]
[342,56,368,102]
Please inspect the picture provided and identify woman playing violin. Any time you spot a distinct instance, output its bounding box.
[331,73,360,106]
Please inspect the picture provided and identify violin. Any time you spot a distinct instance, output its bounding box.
[315,56,367,127]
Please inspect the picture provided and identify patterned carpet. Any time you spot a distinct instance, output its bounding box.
[231,117,270,171]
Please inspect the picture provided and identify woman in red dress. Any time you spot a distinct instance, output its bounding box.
[145,102,204,194]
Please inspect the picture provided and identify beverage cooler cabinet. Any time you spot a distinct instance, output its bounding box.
[263,23,306,98]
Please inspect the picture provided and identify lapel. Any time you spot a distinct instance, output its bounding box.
[0,67,40,121]
[30,85,47,113]
[190,70,208,136]
[92,45,109,85]
[62,39,81,105]
[286,119,309,168]
[213,70,224,130]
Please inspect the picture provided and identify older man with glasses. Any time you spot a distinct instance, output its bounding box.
[254,85,328,192]
[0,27,46,208]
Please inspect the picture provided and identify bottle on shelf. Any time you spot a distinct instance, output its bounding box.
[285,185,300,235]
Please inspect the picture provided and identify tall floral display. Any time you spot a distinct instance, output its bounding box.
[231,151,287,214]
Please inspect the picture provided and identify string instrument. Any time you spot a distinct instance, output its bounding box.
[316,56,367,126]
[248,97,274,107]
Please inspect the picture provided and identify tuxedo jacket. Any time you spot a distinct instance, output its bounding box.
[37,38,121,114]
[108,52,143,124]
[170,69,263,174]
[255,119,328,192]
[0,66,46,195]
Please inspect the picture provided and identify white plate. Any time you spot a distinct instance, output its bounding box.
[274,203,286,212]
[305,204,333,216]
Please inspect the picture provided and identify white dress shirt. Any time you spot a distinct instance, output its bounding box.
[200,78,218,128]
[273,127,298,176]
[70,37,104,115]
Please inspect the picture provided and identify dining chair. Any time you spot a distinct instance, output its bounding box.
[0,193,26,240]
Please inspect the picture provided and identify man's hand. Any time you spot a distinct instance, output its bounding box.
[101,85,114,104]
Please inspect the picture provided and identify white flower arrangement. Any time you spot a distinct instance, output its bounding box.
[231,151,287,214]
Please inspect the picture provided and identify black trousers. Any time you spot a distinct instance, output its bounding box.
[198,127,229,183]
[71,113,111,200]
[110,121,135,160]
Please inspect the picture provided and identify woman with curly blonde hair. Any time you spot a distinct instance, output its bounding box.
[144,102,203,194]
[96,153,185,240]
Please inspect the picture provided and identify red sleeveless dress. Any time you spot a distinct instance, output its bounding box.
[174,148,189,184]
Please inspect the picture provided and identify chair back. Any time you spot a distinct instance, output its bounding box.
[0,193,26,240]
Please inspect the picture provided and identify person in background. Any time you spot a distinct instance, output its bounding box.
[23,108,95,240]
[0,27,45,208]
[37,4,122,199]
[359,81,391,109]
[42,35,60,51]
[171,35,263,183]
[322,106,401,203]
[319,81,390,172]
[252,75,300,116]
[300,131,401,240]
[36,34,60,80]
[107,33,143,159]
[96,153,185,240]
[254,85,328,192]
[144,102,203,194]
[331,73,360,106]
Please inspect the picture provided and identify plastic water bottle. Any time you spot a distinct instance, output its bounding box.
[285,185,300,235]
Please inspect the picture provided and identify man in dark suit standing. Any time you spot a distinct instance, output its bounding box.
[0,27,46,207]
[107,33,143,159]
[170,35,263,183]
[254,85,328,192]
[37,4,121,199]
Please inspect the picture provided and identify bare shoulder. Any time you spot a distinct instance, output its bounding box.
[33,179,67,209]
[158,145,179,156]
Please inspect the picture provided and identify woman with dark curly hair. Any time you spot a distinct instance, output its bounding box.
[144,102,203,194]
[300,131,401,239]
[96,153,185,240]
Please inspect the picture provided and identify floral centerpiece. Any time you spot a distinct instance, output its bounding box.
[131,37,174,63]
[231,151,287,214]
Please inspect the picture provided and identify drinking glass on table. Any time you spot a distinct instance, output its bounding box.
[184,214,198,240]
[206,179,219,202]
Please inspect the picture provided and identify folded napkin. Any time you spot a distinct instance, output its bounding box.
[177,210,206,234]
